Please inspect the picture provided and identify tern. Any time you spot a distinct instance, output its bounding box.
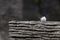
[40,16,46,23]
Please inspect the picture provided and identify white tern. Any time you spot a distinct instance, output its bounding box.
[40,16,46,22]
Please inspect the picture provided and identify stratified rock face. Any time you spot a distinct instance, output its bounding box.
[9,21,60,40]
